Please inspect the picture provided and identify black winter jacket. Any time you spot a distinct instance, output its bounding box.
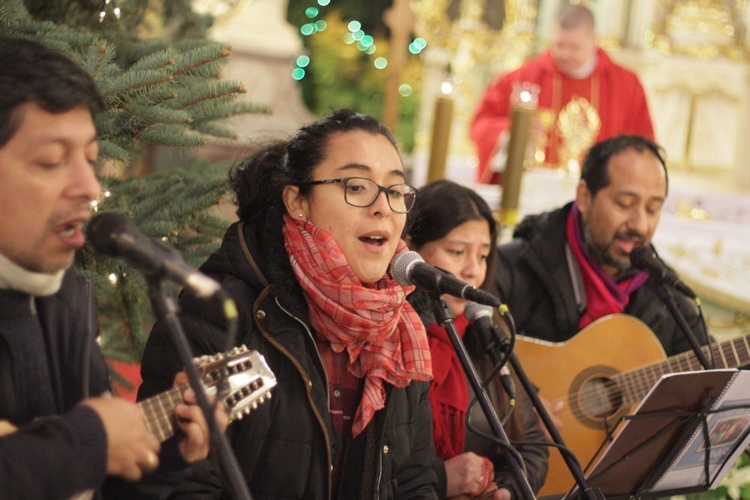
[135,214,438,499]
[494,203,705,357]
[0,271,110,498]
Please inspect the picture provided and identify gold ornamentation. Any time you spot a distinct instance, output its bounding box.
[675,200,714,221]
[412,1,537,154]
[645,0,750,61]
[532,108,556,167]
[556,97,601,176]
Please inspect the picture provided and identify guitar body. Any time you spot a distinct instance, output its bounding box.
[514,314,666,496]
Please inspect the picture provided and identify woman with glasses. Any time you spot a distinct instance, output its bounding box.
[404,180,548,499]
[132,109,437,498]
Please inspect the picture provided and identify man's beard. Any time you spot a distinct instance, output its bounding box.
[583,224,646,273]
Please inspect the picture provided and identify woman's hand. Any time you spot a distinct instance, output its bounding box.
[445,452,494,497]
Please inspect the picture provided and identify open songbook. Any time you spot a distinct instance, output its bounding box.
[568,369,750,498]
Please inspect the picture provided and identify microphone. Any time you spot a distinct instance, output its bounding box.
[390,251,501,307]
[464,301,515,399]
[630,246,697,299]
[86,211,222,298]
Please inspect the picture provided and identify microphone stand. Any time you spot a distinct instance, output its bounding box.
[655,286,712,369]
[427,293,535,500]
[147,279,252,500]
[492,332,604,499]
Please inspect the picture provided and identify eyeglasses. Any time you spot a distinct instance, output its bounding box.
[300,177,417,214]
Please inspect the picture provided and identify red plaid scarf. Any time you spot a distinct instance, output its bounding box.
[282,215,432,437]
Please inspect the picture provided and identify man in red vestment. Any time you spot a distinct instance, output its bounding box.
[471,4,654,184]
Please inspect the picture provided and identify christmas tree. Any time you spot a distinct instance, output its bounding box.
[0,0,264,383]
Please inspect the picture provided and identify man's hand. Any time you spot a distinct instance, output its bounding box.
[81,396,160,481]
[538,395,564,441]
[173,372,230,463]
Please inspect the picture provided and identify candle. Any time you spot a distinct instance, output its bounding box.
[427,82,454,183]
[499,82,539,226]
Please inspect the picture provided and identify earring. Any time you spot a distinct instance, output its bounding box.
[298,213,305,219]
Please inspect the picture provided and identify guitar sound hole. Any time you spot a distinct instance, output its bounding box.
[578,377,623,419]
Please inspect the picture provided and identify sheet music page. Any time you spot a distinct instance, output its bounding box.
[652,369,750,492]
[572,369,740,497]
[583,370,725,475]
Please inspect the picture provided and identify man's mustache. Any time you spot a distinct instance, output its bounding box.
[615,230,646,246]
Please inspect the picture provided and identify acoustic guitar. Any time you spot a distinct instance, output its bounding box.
[514,314,747,496]
[141,345,277,441]
[1,345,277,442]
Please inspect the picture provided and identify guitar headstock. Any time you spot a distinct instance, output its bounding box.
[195,346,277,422]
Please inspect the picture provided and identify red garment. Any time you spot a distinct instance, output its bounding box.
[314,339,359,493]
[471,48,654,184]
[282,215,433,437]
[426,313,470,460]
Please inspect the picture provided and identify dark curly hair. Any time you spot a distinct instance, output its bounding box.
[230,108,399,223]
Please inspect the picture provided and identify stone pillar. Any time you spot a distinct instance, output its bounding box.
[210,0,315,142]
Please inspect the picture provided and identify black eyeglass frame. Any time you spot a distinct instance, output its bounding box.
[299,177,418,214]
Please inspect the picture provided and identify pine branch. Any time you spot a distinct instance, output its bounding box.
[97,139,131,164]
[172,81,246,109]
[124,102,193,125]
[171,42,232,79]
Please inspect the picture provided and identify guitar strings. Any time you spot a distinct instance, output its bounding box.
[548,341,736,424]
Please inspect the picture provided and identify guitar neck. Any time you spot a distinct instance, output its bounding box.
[132,347,277,443]
[138,384,189,442]
[619,333,750,406]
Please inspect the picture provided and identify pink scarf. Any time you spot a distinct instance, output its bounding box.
[282,215,432,436]
[566,204,648,329]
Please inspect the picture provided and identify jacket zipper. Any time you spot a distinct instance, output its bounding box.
[274,297,334,498]
[375,442,383,498]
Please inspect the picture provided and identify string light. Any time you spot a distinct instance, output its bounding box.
[99,0,121,22]
[91,190,111,211]
[409,38,427,55]
[291,0,423,96]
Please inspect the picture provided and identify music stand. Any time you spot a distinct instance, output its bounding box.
[567,369,750,499]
